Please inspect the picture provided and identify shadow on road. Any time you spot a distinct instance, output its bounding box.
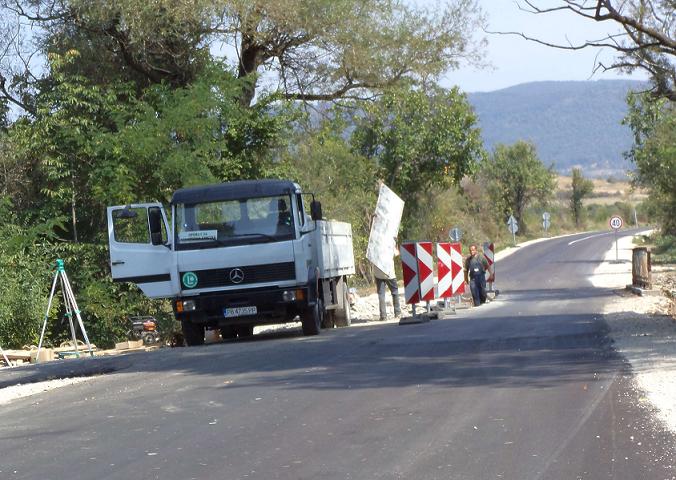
[1,310,636,393]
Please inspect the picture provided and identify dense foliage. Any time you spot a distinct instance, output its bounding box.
[625,94,676,235]
[0,54,294,348]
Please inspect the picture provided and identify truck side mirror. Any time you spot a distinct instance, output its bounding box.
[148,207,164,246]
[310,200,322,221]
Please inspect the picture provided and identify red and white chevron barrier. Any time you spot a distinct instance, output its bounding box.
[483,241,495,286]
[416,242,435,302]
[450,242,465,295]
[436,243,452,298]
[400,242,420,304]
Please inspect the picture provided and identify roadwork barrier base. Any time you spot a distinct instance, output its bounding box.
[399,314,432,325]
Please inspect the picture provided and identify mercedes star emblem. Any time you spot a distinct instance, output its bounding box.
[229,268,245,284]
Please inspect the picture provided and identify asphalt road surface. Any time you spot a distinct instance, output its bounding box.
[1,229,675,480]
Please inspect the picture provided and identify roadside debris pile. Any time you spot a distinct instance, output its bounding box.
[654,265,676,320]
[0,339,160,368]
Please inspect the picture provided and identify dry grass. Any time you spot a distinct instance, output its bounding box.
[556,175,648,206]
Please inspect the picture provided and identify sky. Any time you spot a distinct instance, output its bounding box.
[444,0,650,93]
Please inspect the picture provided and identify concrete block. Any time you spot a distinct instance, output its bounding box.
[115,339,144,350]
[30,348,55,363]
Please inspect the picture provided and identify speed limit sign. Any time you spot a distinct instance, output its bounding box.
[609,215,623,230]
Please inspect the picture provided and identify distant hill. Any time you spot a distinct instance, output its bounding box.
[466,80,648,178]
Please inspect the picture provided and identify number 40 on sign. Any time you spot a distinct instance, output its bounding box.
[609,215,623,230]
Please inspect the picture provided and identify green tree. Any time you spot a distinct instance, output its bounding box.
[625,94,676,234]
[352,86,485,234]
[479,141,555,234]
[9,50,128,243]
[0,54,291,348]
[281,117,378,279]
[1,0,487,110]
[8,52,290,242]
[92,63,292,206]
[570,168,594,227]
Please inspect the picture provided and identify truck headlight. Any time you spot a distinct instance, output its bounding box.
[176,299,196,312]
[282,290,296,302]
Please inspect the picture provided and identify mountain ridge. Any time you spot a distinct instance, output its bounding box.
[466,79,648,178]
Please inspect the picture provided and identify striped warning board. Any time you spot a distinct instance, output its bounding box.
[417,242,435,301]
[450,242,465,295]
[401,242,420,304]
[437,242,452,298]
[483,242,495,283]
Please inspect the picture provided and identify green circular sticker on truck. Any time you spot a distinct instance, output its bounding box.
[182,272,198,289]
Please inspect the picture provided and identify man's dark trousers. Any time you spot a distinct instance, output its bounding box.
[376,277,401,320]
[469,274,487,306]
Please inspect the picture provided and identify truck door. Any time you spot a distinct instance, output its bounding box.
[107,203,178,298]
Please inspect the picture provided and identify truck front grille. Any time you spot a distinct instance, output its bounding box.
[180,262,296,289]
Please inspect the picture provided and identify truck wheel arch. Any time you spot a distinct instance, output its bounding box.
[307,266,321,305]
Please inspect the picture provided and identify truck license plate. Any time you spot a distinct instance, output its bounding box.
[223,306,257,318]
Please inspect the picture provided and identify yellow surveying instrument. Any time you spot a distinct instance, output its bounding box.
[36,259,93,362]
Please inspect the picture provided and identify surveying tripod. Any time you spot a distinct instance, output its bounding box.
[36,259,93,363]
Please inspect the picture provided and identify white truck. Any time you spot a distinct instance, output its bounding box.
[106,180,355,346]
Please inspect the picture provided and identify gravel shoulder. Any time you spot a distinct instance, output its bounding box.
[590,233,676,433]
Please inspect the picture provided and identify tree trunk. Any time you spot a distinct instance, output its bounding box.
[237,31,264,107]
[71,177,78,243]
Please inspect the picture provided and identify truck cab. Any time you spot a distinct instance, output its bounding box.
[107,180,354,345]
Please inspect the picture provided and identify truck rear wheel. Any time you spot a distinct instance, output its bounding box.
[182,319,205,346]
[334,286,351,328]
[301,299,323,336]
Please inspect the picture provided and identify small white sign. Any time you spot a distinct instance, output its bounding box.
[609,216,623,230]
[507,215,519,234]
[179,230,218,242]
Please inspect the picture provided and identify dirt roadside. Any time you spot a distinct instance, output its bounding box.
[591,234,676,433]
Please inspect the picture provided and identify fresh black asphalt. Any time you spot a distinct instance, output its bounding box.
[1,229,674,479]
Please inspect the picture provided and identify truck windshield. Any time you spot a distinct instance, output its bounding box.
[174,195,295,249]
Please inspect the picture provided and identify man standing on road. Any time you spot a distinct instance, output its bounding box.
[373,237,402,321]
[465,244,489,306]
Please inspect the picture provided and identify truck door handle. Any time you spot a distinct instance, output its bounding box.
[111,261,125,265]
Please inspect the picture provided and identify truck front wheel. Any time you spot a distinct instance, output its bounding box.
[235,325,254,338]
[301,299,323,336]
[220,326,237,340]
[182,319,205,346]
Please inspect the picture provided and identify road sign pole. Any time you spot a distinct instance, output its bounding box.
[609,215,623,263]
